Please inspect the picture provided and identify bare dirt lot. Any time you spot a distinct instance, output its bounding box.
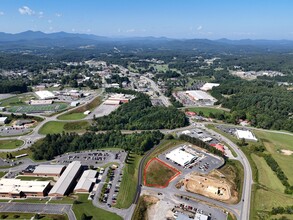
[281,149,293,155]
[180,171,238,204]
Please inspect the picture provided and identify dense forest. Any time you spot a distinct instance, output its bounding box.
[0,79,29,93]
[32,130,164,160]
[211,78,293,132]
[90,90,188,131]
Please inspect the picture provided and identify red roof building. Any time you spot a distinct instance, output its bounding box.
[210,143,225,154]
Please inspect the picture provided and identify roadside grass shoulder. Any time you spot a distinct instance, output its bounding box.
[0,139,23,149]
[39,121,89,135]
[188,107,229,117]
[73,194,122,220]
[114,153,142,209]
[0,212,67,220]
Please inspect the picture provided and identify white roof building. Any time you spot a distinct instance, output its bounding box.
[186,90,216,102]
[35,90,55,100]
[74,170,97,193]
[166,147,196,167]
[84,110,91,115]
[49,161,82,196]
[0,178,50,196]
[200,83,220,91]
[0,117,8,125]
[194,213,209,220]
[235,129,258,141]
[33,164,66,176]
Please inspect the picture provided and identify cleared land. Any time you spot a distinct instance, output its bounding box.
[0,139,23,149]
[254,131,293,185]
[58,97,101,120]
[73,194,122,220]
[132,195,159,220]
[145,158,179,187]
[39,121,89,135]
[115,153,142,209]
[187,107,229,117]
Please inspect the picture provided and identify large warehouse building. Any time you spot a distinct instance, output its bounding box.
[49,161,82,197]
[35,90,55,100]
[185,90,216,102]
[235,129,258,141]
[74,170,97,193]
[33,165,66,177]
[0,179,51,198]
[166,147,197,167]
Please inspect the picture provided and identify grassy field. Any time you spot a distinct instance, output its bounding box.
[0,148,33,161]
[145,159,178,187]
[58,97,101,120]
[0,172,6,178]
[73,194,122,220]
[16,176,55,181]
[0,139,23,149]
[39,121,89,135]
[254,131,293,185]
[187,107,229,117]
[115,153,142,209]
[251,154,285,192]
[0,94,35,107]
[8,103,68,113]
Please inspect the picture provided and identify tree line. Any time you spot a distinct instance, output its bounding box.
[90,90,188,131]
[32,130,164,160]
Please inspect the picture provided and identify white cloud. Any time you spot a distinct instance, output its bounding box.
[72,28,76,32]
[0,11,4,16]
[38,11,44,18]
[197,25,203,31]
[19,6,35,15]
[126,29,135,33]
[48,19,52,23]
[55,13,62,17]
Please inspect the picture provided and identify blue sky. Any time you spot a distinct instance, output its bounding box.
[0,0,292,39]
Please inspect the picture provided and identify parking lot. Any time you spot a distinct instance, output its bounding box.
[158,144,224,175]
[0,126,31,137]
[177,128,220,145]
[87,103,119,119]
[53,149,126,168]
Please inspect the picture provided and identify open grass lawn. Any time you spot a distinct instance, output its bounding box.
[255,131,293,185]
[0,148,33,161]
[145,158,178,187]
[115,153,142,209]
[0,213,67,220]
[187,107,229,117]
[39,121,89,135]
[73,194,122,220]
[0,94,35,107]
[0,172,6,178]
[252,154,285,192]
[58,97,101,121]
[0,139,23,149]
[49,196,75,204]
[16,176,54,181]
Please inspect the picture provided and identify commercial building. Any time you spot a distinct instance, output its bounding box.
[84,110,91,115]
[49,161,82,197]
[70,101,80,107]
[235,129,257,141]
[210,143,225,154]
[32,164,66,177]
[166,147,197,167]
[35,90,55,100]
[0,178,51,198]
[74,170,97,193]
[0,117,8,125]
[194,212,209,220]
[185,90,216,102]
[200,83,220,91]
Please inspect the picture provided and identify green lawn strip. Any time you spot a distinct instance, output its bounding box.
[49,196,75,204]
[0,172,6,178]
[0,213,67,220]
[0,94,34,107]
[0,139,23,149]
[187,107,229,117]
[12,198,49,203]
[251,154,285,192]
[16,176,55,181]
[73,194,122,220]
[114,153,142,209]
[57,112,86,120]
[39,121,89,135]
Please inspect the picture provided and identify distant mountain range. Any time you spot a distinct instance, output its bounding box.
[1,30,293,52]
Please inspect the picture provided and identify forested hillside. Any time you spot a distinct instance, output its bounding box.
[91,91,188,130]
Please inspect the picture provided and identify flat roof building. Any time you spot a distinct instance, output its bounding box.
[186,90,216,102]
[235,129,257,141]
[0,178,51,198]
[200,83,220,91]
[32,164,66,177]
[74,170,97,193]
[49,161,82,197]
[35,90,55,100]
[30,100,53,105]
[194,213,209,220]
[166,147,196,167]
